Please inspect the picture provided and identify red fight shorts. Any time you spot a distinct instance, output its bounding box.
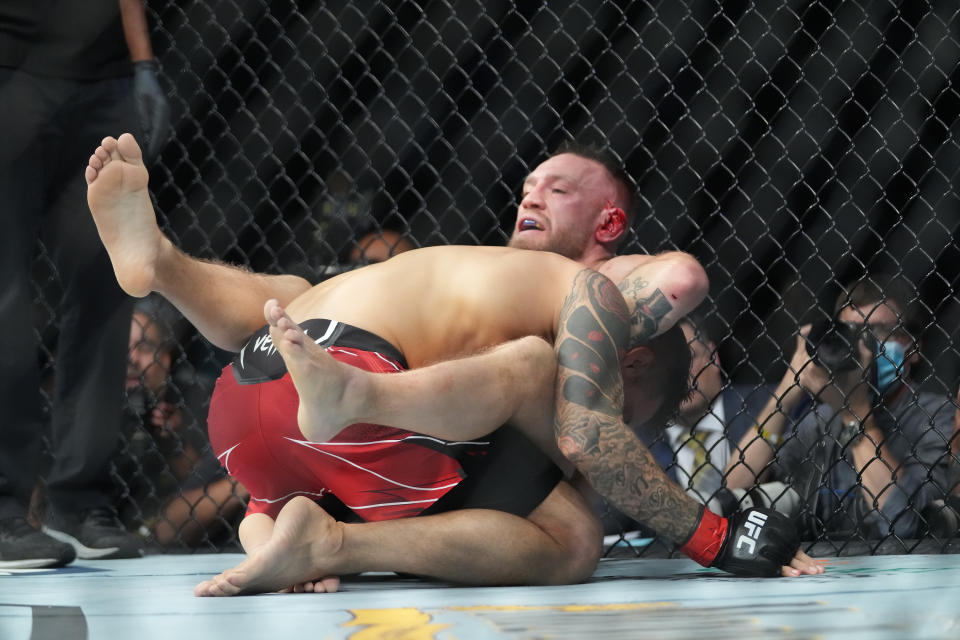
[208,318,562,522]
[208,319,470,520]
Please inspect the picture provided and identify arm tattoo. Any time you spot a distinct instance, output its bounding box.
[616,275,649,298]
[618,276,674,349]
[554,269,700,543]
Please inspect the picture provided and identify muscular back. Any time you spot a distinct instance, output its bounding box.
[284,246,585,367]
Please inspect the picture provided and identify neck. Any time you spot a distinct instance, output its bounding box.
[580,248,617,271]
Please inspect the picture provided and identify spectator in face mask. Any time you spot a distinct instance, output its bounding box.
[725,274,953,540]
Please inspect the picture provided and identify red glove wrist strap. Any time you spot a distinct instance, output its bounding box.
[679,508,728,567]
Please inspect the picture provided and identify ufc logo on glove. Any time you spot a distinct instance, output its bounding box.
[735,510,768,554]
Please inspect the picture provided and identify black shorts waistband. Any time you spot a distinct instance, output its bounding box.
[303,319,406,368]
[232,318,406,384]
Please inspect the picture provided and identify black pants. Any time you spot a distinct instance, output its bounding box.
[0,68,142,517]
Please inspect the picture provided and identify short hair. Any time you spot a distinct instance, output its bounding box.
[133,295,180,354]
[677,309,721,347]
[340,216,415,264]
[644,324,692,425]
[832,273,922,336]
[551,140,638,232]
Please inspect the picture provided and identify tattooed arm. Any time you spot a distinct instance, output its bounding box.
[553,269,702,543]
[601,251,709,349]
[552,268,820,578]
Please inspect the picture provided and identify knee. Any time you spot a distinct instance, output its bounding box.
[515,336,557,384]
[548,514,603,584]
[530,483,604,584]
[566,520,603,583]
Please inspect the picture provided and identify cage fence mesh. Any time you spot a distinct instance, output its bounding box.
[29,0,960,555]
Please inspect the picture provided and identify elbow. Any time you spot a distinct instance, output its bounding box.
[657,252,709,313]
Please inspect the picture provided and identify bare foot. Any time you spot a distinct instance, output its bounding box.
[86,133,162,297]
[194,497,344,596]
[264,298,369,441]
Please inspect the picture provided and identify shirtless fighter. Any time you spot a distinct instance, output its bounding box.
[86,134,821,594]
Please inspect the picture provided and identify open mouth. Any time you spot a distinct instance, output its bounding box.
[519,218,544,231]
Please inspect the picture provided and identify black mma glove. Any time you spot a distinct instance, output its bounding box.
[133,59,172,161]
[679,506,800,577]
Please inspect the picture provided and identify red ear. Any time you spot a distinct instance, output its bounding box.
[622,346,654,380]
[597,200,627,243]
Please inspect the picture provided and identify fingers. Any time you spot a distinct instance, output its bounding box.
[779,549,825,577]
[793,324,812,354]
[790,325,816,374]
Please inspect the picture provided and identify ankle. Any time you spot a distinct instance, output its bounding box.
[342,364,376,425]
[308,519,345,571]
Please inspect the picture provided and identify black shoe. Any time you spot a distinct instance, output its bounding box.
[43,507,143,560]
[0,516,76,569]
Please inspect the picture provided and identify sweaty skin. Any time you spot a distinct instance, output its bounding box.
[87,134,823,594]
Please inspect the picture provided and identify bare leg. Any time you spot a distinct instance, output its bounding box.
[85,134,312,351]
[194,482,602,596]
[265,298,560,448]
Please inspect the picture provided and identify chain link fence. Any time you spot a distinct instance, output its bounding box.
[30,1,960,555]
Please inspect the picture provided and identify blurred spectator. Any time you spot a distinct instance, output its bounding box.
[115,298,246,548]
[302,221,415,284]
[0,0,169,567]
[655,312,769,504]
[345,224,415,266]
[726,274,953,539]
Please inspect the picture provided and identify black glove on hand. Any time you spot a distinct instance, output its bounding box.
[133,59,171,161]
[711,507,801,577]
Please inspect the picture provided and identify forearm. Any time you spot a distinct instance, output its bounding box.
[163,478,247,529]
[118,0,154,61]
[851,424,901,510]
[726,380,803,488]
[557,408,701,543]
[154,238,311,351]
[156,478,248,545]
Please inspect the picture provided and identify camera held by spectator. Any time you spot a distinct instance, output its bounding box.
[804,318,877,377]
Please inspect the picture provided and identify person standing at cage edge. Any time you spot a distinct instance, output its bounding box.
[0,0,170,567]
